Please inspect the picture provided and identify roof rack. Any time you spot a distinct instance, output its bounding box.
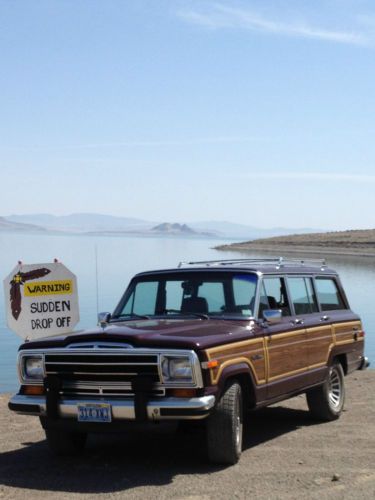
[178,257,327,270]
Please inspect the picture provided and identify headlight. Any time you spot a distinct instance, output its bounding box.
[24,356,44,380]
[161,356,193,382]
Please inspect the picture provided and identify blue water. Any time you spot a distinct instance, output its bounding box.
[1,232,374,392]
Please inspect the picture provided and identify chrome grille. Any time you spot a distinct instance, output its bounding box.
[44,352,160,385]
[60,381,165,398]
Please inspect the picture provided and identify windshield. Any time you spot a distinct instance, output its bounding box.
[112,272,258,320]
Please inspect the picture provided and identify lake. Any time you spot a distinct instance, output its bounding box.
[0,232,373,392]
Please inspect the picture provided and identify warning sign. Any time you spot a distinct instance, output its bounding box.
[3,261,80,340]
[24,279,73,297]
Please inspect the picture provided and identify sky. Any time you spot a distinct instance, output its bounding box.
[1,0,375,230]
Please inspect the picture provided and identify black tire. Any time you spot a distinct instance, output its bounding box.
[45,428,87,456]
[306,362,345,421]
[206,381,243,465]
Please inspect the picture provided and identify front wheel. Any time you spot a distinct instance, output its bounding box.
[306,362,345,421]
[206,381,243,465]
[45,428,87,456]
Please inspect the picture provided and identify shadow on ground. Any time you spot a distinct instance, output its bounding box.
[0,406,319,494]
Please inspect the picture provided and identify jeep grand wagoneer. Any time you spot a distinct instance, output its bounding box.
[9,258,369,464]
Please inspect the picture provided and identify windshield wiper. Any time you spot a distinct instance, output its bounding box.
[159,309,210,320]
[111,313,150,321]
[159,309,209,320]
[181,312,210,320]
[186,313,210,319]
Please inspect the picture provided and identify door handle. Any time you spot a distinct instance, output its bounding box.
[320,315,330,322]
[293,318,304,325]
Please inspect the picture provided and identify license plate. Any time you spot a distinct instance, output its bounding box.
[77,403,112,423]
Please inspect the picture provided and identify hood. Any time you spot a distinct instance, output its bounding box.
[19,317,257,351]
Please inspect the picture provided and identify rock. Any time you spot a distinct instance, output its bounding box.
[332,473,341,482]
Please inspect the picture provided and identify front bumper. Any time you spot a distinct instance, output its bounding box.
[8,394,215,421]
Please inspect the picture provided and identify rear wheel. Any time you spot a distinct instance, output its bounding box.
[206,381,243,465]
[306,362,345,421]
[45,428,87,456]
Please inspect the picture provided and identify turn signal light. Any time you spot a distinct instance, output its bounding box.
[168,388,197,398]
[206,360,218,368]
[201,360,219,369]
[23,385,44,396]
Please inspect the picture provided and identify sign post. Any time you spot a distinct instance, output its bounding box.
[3,261,79,341]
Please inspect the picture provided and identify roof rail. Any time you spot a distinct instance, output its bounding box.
[178,257,327,269]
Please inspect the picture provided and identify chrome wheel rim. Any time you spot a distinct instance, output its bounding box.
[235,394,243,452]
[328,367,342,409]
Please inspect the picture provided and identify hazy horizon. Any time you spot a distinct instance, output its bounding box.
[3,211,375,233]
[0,212,344,236]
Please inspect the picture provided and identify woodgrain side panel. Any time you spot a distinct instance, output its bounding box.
[307,325,334,367]
[267,330,308,381]
[202,321,364,391]
[334,320,363,345]
[205,338,266,385]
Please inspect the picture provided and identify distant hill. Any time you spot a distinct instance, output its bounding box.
[0,216,45,233]
[151,223,216,237]
[216,229,375,257]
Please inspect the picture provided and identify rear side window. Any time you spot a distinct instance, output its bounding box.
[261,277,291,317]
[288,277,318,315]
[315,278,346,311]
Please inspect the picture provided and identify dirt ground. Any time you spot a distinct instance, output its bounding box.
[0,370,374,500]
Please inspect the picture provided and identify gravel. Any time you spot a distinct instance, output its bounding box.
[0,370,374,500]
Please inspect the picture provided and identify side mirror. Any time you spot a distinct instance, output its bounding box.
[263,309,282,324]
[98,311,111,327]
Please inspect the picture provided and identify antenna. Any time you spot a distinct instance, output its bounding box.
[95,245,99,316]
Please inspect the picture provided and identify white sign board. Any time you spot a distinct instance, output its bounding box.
[3,262,79,340]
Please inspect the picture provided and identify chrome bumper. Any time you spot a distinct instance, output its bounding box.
[8,394,215,421]
[359,356,370,370]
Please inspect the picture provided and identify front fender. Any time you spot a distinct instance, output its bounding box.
[215,362,259,408]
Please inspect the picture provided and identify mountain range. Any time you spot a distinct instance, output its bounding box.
[3,213,319,239]
[0,216,46,233]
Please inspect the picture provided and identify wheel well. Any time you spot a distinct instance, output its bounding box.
[224,373,256,410]
[333,354,348,375]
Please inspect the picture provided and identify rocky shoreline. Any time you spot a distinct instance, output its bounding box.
[216,228,375,258]
[216,242,375,258]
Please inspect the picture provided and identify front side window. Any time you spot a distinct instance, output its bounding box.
[288,277,318,315]
[315,277,346,311]
[113,272,258,320]
[232,274,258,316]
